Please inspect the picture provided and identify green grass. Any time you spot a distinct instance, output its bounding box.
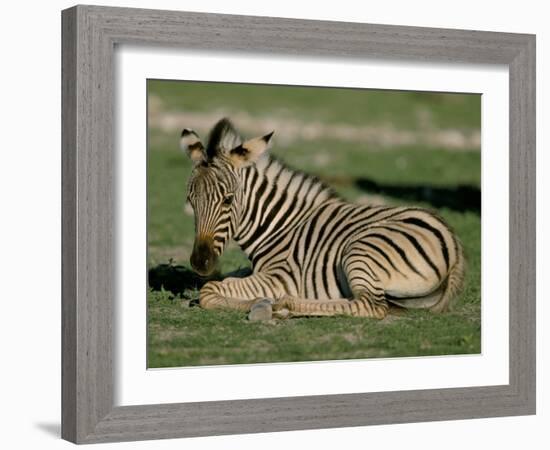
[147,81,481,368]
[148,294,480,367]
[148,79,481,130]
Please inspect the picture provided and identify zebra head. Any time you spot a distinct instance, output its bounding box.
[181,118,274,276]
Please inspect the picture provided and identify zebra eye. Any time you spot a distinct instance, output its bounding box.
[222,194,234,206]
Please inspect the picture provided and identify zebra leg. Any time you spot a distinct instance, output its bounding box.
[199,273,284,313]
[273,249,389,319]
[341,248,390,318]
[274,291,388,319]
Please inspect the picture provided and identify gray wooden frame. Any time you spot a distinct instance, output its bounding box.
[61,4,536,444]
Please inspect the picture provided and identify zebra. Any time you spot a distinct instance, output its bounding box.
[180,118,465,320]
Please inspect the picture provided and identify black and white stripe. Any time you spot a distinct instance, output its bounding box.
[182,118,465,319]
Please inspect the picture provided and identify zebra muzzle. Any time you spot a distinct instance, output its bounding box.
[190,238,218,276]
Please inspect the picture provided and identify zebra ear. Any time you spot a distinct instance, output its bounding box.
[180,128,206,165]
[228,131,274,168]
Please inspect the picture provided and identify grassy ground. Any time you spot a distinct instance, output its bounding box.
[147,81,481,368]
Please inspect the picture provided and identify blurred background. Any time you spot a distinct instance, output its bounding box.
[147,80,481,368]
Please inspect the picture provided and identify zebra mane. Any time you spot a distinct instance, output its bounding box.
[203,118,339,200]
[267,154,341,201]
[206,118,243,160]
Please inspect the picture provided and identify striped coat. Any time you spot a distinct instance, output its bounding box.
[181,118,464,319]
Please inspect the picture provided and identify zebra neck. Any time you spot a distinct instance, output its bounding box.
[233,156,337,261]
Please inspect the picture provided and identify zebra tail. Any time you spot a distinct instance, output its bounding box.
[429,239,466,313]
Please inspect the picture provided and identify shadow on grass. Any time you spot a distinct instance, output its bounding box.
[148,262,252,296]
[355,177,481,214]
[148,263,206,295]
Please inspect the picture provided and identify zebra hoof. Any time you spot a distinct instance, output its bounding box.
[273,308,290,320]
[248,299,273,322]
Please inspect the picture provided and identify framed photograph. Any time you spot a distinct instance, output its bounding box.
[61,5,535,444]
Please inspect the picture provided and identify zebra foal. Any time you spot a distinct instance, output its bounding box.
[181,118,465,320]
